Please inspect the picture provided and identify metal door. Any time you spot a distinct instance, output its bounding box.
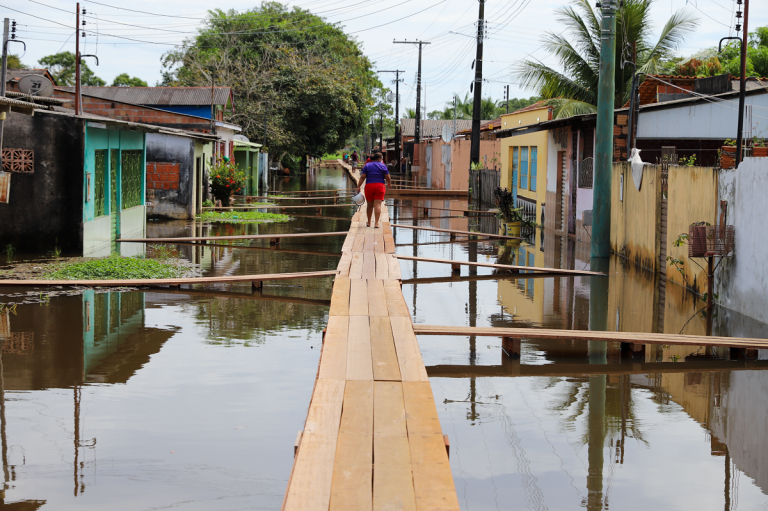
[425,145,432,187]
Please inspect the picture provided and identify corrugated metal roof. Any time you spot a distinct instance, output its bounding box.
[400,119,476,137]
[57,86,233,107]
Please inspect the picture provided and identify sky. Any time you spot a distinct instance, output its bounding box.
[6,0,768,117]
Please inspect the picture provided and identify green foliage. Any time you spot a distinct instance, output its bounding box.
[46,256,184,280]
[513,0,699,119]
[209,157,246,206]
[47,240,62,259]
[8,54,26,69]
[161,2,378,159]
[493,187,534,226]
[4,244,14,264]
[202,199,215,208]
[38,52,106,86]
[678,154,697,166]
[404,108,417,119]
[197,211,292,223]
[112,73,148,87]
[673,56,723,77]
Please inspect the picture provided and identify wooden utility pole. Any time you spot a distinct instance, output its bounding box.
[378,70,404,166]
[75,3,81,115]
[393,40,430,145]
[469,0,485,166]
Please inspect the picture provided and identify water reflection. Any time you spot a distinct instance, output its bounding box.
[396,209,768,510]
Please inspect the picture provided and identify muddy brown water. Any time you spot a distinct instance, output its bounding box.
[0,166,766,510]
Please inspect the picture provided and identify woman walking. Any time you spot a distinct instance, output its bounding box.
[357,152,391,228]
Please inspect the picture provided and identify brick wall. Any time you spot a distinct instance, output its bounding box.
[147,162,180,190]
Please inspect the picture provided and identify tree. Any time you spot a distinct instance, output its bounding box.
[513,0,699,118]
[112,73,148,87]
[7,54,26,69]
[705,26,768,78]
[37,52,106,86]
[404,108,417,119]
[161,2,378,162]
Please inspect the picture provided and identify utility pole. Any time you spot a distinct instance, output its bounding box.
[591,0,617,259]
[0,18,9,172]
[735,0,749,168]
[393,40,430,145]
[505,85,509,114]
[75,3,82,115]
[378,70,404,166]
[453,95,457,138]
[469,0,485,166]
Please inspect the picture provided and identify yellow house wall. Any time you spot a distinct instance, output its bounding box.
[496,236,546,325]
[666,165,719,293]
[610,162,663,272]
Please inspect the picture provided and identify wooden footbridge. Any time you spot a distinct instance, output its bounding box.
[282,204,461,511]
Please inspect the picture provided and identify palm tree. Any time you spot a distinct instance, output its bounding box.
[513,0,699,119]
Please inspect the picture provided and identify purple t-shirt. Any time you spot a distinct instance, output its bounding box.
[361,162,389,184]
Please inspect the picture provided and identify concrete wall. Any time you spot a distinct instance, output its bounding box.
[610,162,663,271]
[715,158,768,324]
[665,165,719,292]
[0,110,85,254]
[145,133,195,220]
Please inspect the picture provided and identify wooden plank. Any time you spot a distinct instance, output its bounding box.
[329,277,351,317]
[364,234,376,253]
[383,280,410,317]
[2,270,339,288]
[367,279,390,317]
[370,316,402,381]
[349,279,369,316]
[375,253,390,280]
[412,325,768,350]
[349,253,364,280]
[373,382,417,511]
[119,231,350,244]
[362,253,377,280]
[347,316,373,380]
[387,256,402,280]
[394,255,605,276]
[402,381,460,511]
[390,223,520,240]
[283,379,346,511]
[318,316,349,380]
[352,233,366,253]
[390,317,429,382]
[337,253,352,277]
[383,234,395,254]
[329,380,373,511]
[374,234,385,254]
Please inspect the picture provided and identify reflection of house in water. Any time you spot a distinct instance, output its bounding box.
[0,292,175,502]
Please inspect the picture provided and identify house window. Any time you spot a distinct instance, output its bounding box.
[512,147,518,190]
[121,150,143,210]
[94,150,107,217]
[520,147,528,190]
[530,147,538,192]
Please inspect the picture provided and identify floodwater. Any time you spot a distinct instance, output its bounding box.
[0,166,767,510]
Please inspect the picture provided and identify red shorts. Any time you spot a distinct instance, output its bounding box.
[364,183,386,201]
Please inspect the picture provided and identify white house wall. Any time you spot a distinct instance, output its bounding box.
[637,93,768,140]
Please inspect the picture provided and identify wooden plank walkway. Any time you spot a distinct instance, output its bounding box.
[283,177,459,510]
[413,325,768,350]
[0,270,338,288]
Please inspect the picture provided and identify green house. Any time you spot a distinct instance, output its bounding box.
[233,137,263,197]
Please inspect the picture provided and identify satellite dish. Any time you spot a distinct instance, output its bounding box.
[441,124,453,143]
[17,74,54,97]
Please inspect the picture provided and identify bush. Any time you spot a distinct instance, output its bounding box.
[210,157,246,206]
[46,256,184,280]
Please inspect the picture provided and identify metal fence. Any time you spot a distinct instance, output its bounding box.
[578,157,593,188]
[469,167,500,207]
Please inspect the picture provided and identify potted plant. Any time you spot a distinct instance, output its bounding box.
[720,139,737,169]
[209,156,246,207]
[493,187,532,236]
[752,137,768,157]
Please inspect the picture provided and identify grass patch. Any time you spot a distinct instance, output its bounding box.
[46,256,185,280]
[197,211,292,224]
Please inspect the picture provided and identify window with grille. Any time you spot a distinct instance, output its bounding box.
[94,150,107,217]
[578,157,593,188]
[520,147,529,190]
[121,150,143,209]
[512,147,518,189]
[530,147,538,192]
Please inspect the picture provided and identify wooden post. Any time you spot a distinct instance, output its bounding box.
[443,434,450,459]
[451,263,461,274]
[502,336,521,357]
[322,327,327,342]
[294,430,303,457]
[707,256,714,314]
[252,280,263,291]
[423,207,429,217]
[449,232,456,241]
